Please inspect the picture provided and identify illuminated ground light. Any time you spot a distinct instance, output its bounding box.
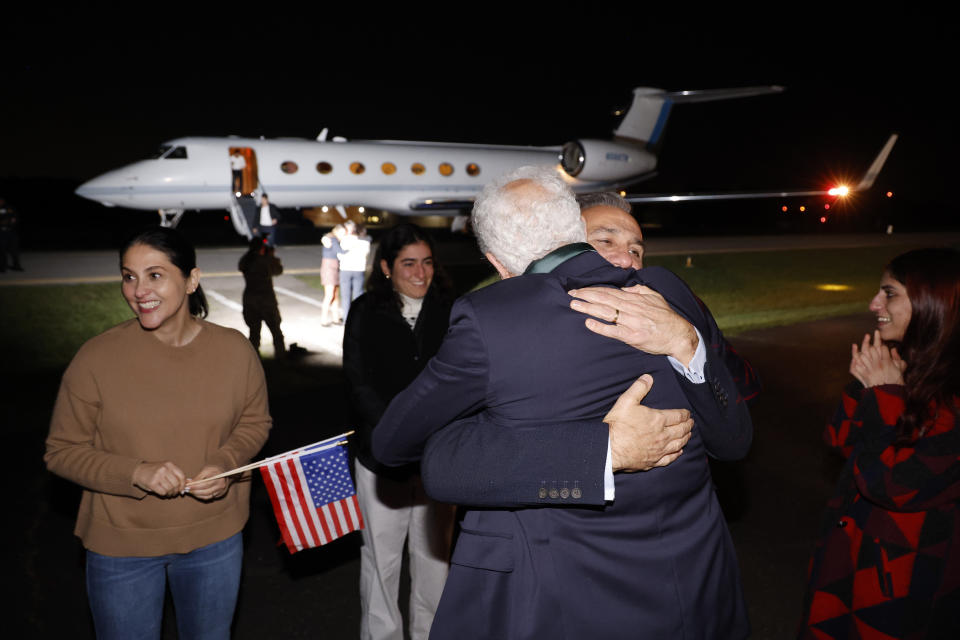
[816,284,852,292]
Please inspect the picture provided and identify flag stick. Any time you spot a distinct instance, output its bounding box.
[186,431,354,488]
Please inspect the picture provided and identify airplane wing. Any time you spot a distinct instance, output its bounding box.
[623,134,898,204]
[409,198,477,211]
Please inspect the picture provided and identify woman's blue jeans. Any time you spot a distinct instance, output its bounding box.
[339,270,365,319]
[85,532,242,640]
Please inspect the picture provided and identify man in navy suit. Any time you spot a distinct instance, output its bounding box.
[372,167,752,639]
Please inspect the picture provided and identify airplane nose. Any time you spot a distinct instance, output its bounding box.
[75,169,137,207]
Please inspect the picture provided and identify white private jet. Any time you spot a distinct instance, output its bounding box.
[74,86,896,238]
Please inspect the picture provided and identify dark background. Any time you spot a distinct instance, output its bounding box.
[2,10,957,246]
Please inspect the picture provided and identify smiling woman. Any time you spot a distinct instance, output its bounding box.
[44,227,271,640]
[341,223,456,639]
[800,247,960,639]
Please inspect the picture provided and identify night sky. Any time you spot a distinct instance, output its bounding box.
[3,10,956,237]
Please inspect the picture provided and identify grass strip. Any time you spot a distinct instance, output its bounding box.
[0,244,926,375]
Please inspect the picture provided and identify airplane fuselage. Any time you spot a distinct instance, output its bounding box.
[77,136,656,215]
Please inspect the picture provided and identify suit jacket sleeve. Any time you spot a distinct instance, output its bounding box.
[421,416,609,506]
[656,268,752,461]
[371,295,489,466]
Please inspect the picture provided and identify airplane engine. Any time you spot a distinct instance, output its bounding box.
[559,139,656,182]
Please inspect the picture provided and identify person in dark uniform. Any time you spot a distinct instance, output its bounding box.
[238,238,285,358]
[0,198,23,272]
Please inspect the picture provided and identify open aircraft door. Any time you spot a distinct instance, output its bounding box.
[227,147,260,239]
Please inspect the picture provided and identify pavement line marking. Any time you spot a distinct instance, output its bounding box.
[274,286,325,308]
[205,288,243,312]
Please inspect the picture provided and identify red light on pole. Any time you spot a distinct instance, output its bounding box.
[824,203,830,210]
[820,216,827,223]
[781,205,788,212]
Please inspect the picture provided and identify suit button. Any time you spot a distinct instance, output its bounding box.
[549,488,559,499]
[571,487,582,499]
[560,488,570,499]
[538,487,547,499]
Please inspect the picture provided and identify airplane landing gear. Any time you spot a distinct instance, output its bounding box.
[158,208,186,228]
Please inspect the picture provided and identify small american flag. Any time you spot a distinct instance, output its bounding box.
[260,444,364,553]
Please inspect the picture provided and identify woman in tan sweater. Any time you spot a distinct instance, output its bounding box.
[45,227,271,640]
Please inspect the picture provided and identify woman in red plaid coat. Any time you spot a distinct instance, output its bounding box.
[800,248,960,639]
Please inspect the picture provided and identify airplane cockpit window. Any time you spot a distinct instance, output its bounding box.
[466,163,481,177]
[381,162,396,175]
[150,145,173,159]
[350,162,365,175]
[438,162,454,177]
[411,163,425,175]
[317,162,333,174]
[281,161,299,174]
[165,146,188,159]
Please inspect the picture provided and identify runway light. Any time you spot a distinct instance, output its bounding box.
[781,205,788,212]
[799,206,806,212]
[820,216,827,223]
[824,203,830,210]
[827,185,850,197]
[816,284,852,292]
[886,191,894,198]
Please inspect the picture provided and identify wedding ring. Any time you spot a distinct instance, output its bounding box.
[613,308,620,323]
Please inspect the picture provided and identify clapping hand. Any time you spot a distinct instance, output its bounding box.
[850,330,906,388]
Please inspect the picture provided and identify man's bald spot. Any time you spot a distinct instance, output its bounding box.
[503,178,548,204]
[582,205,645,269]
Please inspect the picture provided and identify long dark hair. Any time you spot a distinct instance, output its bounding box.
[119,227,209,318]
[886,247,960,442]
[366,223,452,310]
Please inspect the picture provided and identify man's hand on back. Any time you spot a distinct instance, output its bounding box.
[570,285,698,366]
[605,374,693,472]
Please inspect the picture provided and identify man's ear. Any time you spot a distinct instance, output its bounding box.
[485,253,514,280]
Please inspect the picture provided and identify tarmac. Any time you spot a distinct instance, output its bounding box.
[8,232,958,639]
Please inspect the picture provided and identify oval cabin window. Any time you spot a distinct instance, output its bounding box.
[411,163,425,175]
[438,162,454,177]
[316,161,333,174]
[381,162,397,175]
[281,161,298,174]
[466,163,481,177]
[350,162,366,175]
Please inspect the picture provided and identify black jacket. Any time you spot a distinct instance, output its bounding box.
[342,286,451,477]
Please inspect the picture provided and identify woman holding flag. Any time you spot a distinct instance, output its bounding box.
[343,223,456,640]
[45,227,271,640]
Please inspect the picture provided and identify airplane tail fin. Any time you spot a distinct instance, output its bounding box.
[614,86,785,148]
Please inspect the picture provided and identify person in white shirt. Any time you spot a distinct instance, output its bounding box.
[338,221,371,319]
[229,150,246,195]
